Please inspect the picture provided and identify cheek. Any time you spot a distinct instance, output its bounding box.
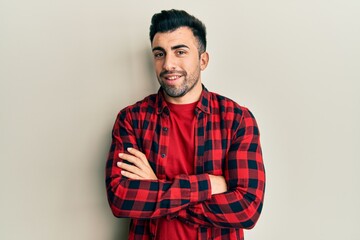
[186,59,201,73]
[153,62,163,74]
[182,57,196,68]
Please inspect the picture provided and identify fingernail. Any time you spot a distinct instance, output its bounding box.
[119,153,123,157]
[127,147,132,151]
[117,162,122,166]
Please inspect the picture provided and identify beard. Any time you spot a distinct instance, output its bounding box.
[158,68,201,98]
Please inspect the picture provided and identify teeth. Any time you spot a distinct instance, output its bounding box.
[167,76,180,80]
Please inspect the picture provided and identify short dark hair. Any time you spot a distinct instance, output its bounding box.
[149,9,207,53]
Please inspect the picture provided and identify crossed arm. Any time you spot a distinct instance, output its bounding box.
[117,147,227,195]
[106,108,265,229]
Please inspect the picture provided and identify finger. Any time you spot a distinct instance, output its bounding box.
[119,153,147,169]
[127,148,150,166]
[120,169,142,180]
[117,162,147,179]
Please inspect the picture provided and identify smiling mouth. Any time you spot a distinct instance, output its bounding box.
[164,75,182,81]
[160,70,185,81]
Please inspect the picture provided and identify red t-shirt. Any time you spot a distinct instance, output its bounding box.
[156,100,198,240]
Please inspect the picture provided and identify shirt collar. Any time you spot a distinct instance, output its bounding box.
[156,84,211,115]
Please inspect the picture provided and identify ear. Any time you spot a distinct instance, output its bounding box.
[200,52,209,71]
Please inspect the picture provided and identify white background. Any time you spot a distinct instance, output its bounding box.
[1,1,359,239]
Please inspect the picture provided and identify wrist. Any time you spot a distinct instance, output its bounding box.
[209,174,227,195]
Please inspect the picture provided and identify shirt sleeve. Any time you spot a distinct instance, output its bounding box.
[105,109,212,219]
[174,108,265,229]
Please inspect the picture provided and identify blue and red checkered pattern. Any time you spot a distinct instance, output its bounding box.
[106,86,265,240]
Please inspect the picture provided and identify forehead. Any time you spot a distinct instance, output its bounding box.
[152,27,198,49]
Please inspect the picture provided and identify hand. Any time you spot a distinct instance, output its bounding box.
[117,148,158,180]
[208,174,227,195]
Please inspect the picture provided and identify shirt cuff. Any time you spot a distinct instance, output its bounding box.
[188,173,212,203]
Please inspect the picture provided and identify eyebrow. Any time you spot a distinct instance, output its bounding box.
[152,44,190,52]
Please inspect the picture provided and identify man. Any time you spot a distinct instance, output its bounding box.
[106,9,265,240]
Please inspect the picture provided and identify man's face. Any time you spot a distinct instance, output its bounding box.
[152,27,208,103]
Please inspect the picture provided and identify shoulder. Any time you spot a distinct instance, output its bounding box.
[208,91,253,118]
[208,91,260,137]
[117,93,158,120]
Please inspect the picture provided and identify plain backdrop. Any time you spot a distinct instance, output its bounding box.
[1,1,359,239]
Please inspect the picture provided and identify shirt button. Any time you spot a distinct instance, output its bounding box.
[163,127,168,132]
[161,153,166,158]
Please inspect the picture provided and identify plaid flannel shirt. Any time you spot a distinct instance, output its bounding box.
[106,86,265,240]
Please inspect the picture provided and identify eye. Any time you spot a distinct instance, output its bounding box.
[176,50,186,56]
[153,52,164,59]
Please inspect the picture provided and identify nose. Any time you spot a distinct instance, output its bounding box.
[163,54,176,71]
